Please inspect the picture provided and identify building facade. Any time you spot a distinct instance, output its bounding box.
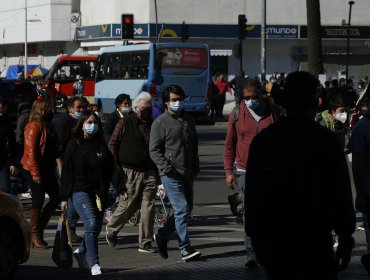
[0,0,369,81]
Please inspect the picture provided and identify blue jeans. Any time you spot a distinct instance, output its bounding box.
[72,192,103,266]
[158,176,193,252]
[0,165,11,194]
[67,198,80,232]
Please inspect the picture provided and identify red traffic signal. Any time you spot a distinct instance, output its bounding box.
[121,14,134,40]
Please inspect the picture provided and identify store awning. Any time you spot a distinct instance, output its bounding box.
[210,49,232,56]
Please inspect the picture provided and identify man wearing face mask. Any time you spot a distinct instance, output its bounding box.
[224,78,281,268]
[103,93,132,143]
[105,92,159,253]
[319,96,349,149]
[150,85,201,262]
[53,96,86,243]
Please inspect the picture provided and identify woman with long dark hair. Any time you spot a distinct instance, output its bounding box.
[21,98,60,249]
[60,110,114,276]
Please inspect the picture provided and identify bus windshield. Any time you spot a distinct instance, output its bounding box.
[156,47,208,70]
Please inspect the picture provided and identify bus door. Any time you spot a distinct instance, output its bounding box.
[154,45,210,116]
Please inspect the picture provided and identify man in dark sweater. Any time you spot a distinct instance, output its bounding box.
[105,92,158,253]
[245,71,356,279]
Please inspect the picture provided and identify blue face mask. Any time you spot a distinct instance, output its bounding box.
[72,111,81,119]
[245,99,260,110]
[121,107,132,114]
[169,101,184,112]
[83,123,99,135]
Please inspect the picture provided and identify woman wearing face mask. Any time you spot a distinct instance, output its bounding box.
[60,110,114,276]
[319,96,349,149]
[103,93,132,143]
[21,99,61,250]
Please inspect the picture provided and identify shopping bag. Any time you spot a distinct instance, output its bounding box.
[51,215,73,268]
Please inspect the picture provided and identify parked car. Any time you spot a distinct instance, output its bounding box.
[0,191,31,279]
[0,79,37,126]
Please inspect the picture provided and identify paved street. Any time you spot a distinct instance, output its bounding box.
[16,104,369,279]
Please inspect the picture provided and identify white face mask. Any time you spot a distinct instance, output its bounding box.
[334,112,347,124]
[121,107,132,114]
[71,111,81,119]
[169,101,184,112]
[83,123,99,135]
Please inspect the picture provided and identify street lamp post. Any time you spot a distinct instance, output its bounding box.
[25,0,27,79]
[345,1,355,84]
[24,0,41,79]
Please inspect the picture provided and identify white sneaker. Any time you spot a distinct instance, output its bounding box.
[73,248,89,270]
[20,192,32,199]
[91,264,102,276]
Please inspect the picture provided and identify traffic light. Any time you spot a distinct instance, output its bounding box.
[238,14,247,40]
[181,21,189,42]
[121,14,134,39]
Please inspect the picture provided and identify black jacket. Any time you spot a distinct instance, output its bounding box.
[0,116,17,166]
[59,137,114,200]
[245,116,355,263]
[53,114,78,156]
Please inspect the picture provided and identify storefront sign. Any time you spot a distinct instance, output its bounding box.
[300,26,370,39]
[267,25,299,39]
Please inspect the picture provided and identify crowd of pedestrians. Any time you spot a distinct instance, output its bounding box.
[1,69,370,278]
[223,71,370,279]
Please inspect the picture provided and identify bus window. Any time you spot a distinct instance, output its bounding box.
[96,54,106,82]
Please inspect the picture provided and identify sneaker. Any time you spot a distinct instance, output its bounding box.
[358,224,365,231]
[105,225,117,247]
[91,264,102,276]
[245,248,258,268]
[71,231,83,243]
[139,244,158,253]
[153,233,168,259]
[181,247,201,262]
[73,248,89,270]
[104,210,113,222]
[228,193,239,216]
[333,235,339,248]
[20,192,32,199]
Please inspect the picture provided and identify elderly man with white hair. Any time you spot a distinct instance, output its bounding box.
[105,91,158,253]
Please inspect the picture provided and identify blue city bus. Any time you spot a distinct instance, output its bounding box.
[94,42,212,116]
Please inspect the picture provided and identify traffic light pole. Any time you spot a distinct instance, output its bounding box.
[239,39,243,73]
[261,0,266,82]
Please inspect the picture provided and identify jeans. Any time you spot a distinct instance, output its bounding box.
[67,197,80,232]
[235,170,251,249]
[363,214,370,254]
[72,192,103,266]
[0,165,11,194]
[157,175,193,252]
